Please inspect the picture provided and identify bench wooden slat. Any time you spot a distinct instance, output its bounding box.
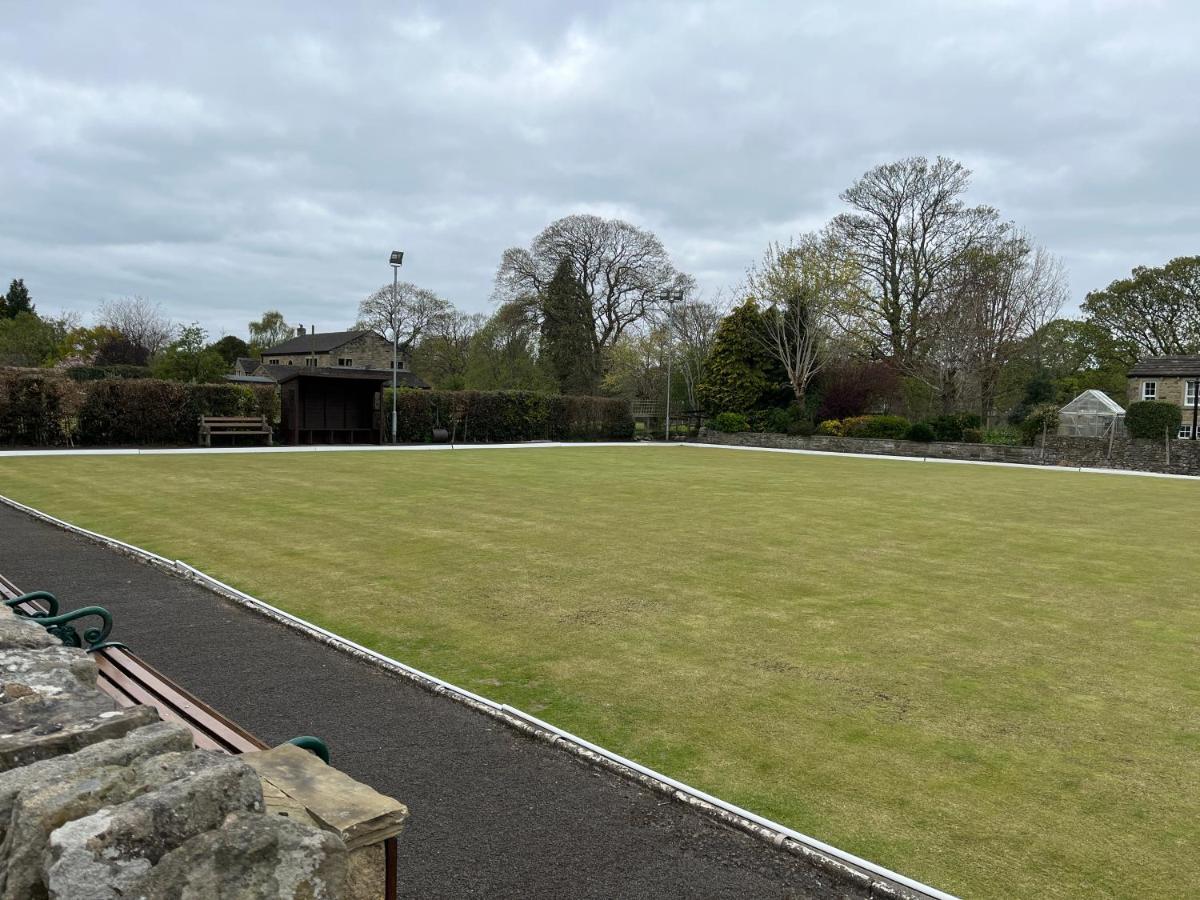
[0,576,266,755]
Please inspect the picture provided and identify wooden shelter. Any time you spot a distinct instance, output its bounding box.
[269,367,394,445]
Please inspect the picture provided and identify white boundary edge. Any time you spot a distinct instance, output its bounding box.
[678,440,1199,480]
[0,436,1194,480]
[1,489,956,900]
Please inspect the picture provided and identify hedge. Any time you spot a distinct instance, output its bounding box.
[65,365,153,382]
[386,389,633,443]
[0,371,276,447]
[1125,400,1182,439]
[0,372,630,447]
[77,380,277,446]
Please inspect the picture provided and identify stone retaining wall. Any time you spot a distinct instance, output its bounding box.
[0,605,348,898]
[1042,434,1200,477]
[696,429,1045,464]
[695,429,1200,477]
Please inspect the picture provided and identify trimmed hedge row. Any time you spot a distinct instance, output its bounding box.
[387,389,633,443]
[0,372,277,446]
[1125,400,1182,439]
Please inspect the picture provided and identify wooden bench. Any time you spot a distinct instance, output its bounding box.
[198,415,272,448]
[0,574,398,898]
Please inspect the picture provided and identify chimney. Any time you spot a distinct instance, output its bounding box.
[297,324,306,336]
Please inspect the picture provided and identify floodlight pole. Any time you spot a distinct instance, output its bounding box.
[389,251,404,445]
[663,290,681,442]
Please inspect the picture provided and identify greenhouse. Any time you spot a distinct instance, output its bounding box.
[1057,389,1125,438]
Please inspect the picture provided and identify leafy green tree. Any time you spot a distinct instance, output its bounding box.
[208,334,251,366]
[540,259,598,394]
[696,299,785,414]
[58,325,124,363]
[151,324,227,383]
[248,310,295,352]
[1082,256,1200,360]
[1,278,34,319]
[463,303,554,391]
[410,311,483,390]
[0,312,70,366]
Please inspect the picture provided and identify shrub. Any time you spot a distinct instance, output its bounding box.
[926,413,982,442]
[817,419,843,436]
[711,411,750,433]
[0,373,83,446]
[65,365,153,382]
[961,427,983,443]
[1019,403,1061,444]
[76,379,274,446]
[787,417,816,437]
[842,414,910,439]
[1125,400,1183,439]
[904,422,935,442]
[746,407,792,434]
[984,425,1022,446]
[388,389,631,443]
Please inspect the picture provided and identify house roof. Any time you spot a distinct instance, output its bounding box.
[1128,356,1200,377]
[224,374,276,384]
[235,356,259,372]
[262,330,375,355]
[256,364,429,388]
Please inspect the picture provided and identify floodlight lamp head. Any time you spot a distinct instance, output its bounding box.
[389,251,404,267]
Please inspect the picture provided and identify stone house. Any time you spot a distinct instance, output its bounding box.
[1127,356,1200,438]
[259,327,411,373]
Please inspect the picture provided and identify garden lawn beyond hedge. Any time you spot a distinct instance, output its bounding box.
[1,447,1197,898]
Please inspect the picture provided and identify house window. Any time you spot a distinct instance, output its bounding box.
[305,357,318,367]
[1142,381,1157,401]
[392,359,406,371]
[286,360,293,365]
[1186,381,1199,407]
[337,358,353,367]
[1180,423,1195,440]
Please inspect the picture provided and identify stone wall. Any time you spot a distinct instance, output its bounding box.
[0,605,348,898]
[695,429,1046,465]
[695,429,1200,477]
[1042,434,1200,477]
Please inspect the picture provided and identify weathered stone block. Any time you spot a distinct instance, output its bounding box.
[44,752,263,898]
[0,721,190,842]
[126,810,348,899]
[0,610,61,651]
[0,705,158,772]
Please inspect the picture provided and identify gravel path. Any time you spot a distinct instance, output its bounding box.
[1,502,874,899]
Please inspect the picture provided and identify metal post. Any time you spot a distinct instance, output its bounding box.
[664,291,678,442]
[391,264,398,445]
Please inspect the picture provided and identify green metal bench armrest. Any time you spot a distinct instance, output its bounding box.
[35,605,116,652]
[287,735,331,764]
[5,590,60,617]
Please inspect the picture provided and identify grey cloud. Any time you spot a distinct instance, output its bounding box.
[1,0,1197,337]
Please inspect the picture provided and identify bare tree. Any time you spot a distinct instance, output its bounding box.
[832,156,1001,371]
[669,297,727,412]
[356,282,452,352]
[96,296,176,356]
[936,233,1067,420]
[411,310,486,388]
[746,234,853,407]
[494,214,687,376]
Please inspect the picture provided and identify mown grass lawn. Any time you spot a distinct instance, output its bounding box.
[2,446,1198,898]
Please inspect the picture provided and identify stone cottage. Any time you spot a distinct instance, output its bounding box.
[1127,356,1200,438]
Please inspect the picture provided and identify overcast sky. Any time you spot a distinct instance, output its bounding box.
[2,1,1197,338]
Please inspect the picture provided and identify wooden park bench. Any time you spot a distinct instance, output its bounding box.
[198,415,272,448]
[0,574,401,898]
